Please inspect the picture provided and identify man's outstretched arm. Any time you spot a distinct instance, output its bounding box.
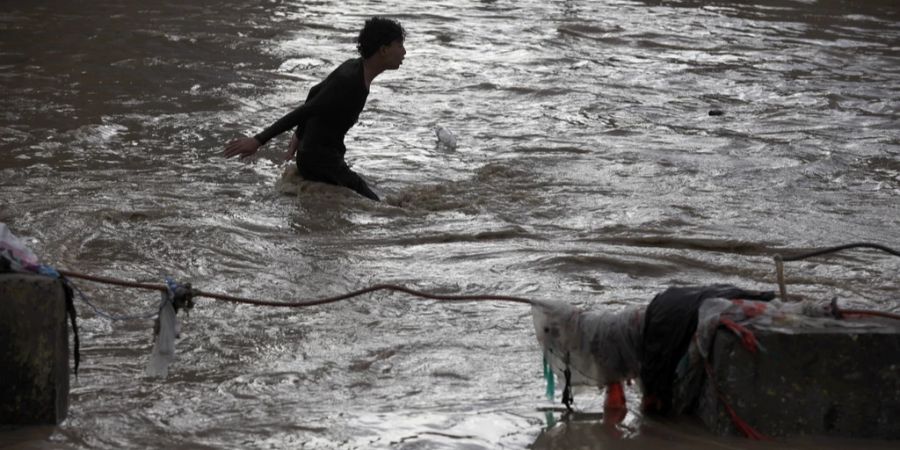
[224,96,323,159]
[223,75,344,160]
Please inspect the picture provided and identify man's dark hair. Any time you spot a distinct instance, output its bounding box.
[357,17,406,59]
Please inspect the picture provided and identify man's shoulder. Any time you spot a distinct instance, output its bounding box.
[329,58,363,81]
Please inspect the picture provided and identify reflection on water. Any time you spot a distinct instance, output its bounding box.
[533,412,900,450]
[1,0,899,448]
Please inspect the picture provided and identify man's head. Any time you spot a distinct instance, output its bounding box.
[357,17,406,68]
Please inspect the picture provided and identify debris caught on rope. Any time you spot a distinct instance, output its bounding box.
[532,298,643,413]
[4,221,900,439]
[146,287,178,378]
[144,278,195,378]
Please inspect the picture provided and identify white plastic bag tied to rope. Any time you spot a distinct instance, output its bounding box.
[146,289,179,378]
[531,300,644,391]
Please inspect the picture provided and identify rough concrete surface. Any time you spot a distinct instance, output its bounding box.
[697,321,900,439]
[0,273,69,425]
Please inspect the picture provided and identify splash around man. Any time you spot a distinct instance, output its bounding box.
[224,17,406,201]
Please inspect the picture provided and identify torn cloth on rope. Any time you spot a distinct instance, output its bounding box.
[145,277,194,378]
[145,287,180,378]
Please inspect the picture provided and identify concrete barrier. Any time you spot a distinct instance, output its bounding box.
[696,320,900,439]
[0,273,70,425]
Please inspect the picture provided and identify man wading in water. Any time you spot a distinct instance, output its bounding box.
[224,17,406,201]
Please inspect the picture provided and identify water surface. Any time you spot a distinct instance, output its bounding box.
[1,0,899,448]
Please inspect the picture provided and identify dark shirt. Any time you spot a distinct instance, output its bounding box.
[253,58,369,166]
[640,284,774,415]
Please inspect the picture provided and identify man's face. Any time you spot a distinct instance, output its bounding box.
[382,39,406,69]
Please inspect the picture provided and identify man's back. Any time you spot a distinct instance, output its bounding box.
[298,58,370,165]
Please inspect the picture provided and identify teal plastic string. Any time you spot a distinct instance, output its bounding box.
[544,410,557,429]
[543,353,555,400]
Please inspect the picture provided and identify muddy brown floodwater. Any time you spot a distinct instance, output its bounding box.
[1,0,898,448]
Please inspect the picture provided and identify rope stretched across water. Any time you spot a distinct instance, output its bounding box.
[55,241,900,320]
[56,269,537,308]
[58,242,900,310]
[774,242,900,303]
[779,243,900,262]
[57,269,900,321]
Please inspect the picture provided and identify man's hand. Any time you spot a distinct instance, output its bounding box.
[224,136,261,159]
[283,133,299,162]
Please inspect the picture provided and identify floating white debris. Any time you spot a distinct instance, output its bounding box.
[435,126,458,149]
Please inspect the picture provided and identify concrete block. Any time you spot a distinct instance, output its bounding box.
[0,273,70,425]
[696,320,900,439]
